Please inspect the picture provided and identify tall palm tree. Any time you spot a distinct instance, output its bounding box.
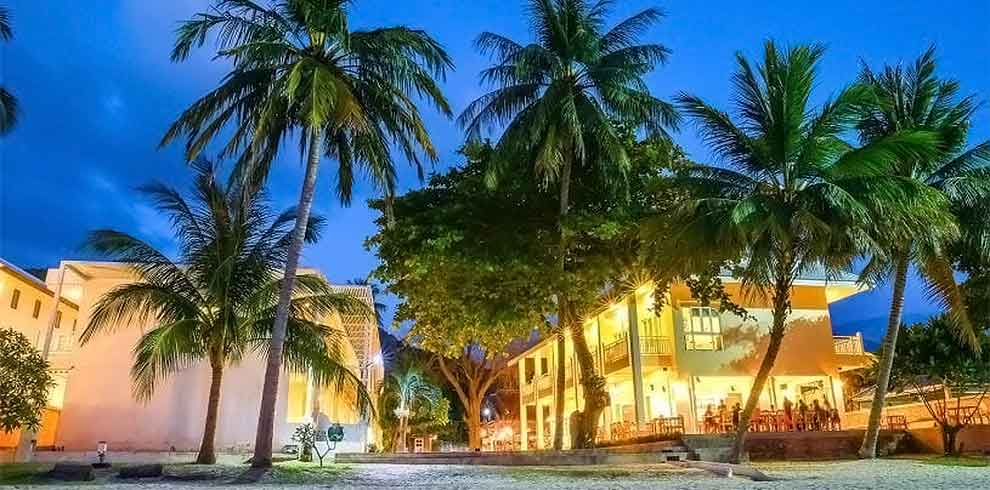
[670,41,951,463]
[80,159,372,464]
[856,46,990,458]
[0,6,18,135]
[459,0,679,448]
[384,363,441,453]
[161,0,452,468]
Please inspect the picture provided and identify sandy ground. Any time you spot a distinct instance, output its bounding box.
[6,459,990,489]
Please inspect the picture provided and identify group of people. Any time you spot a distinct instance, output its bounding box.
[701,397,841,434]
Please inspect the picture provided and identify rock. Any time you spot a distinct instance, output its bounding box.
[118,464,163,479]
[49,463,95,481]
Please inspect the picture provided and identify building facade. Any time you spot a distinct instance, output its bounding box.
[510,276,872,450]
[0,258,80,449]
[1,259,382,454]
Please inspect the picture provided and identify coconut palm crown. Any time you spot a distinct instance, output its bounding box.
[80,159,372,465]
[162,0,453,202]
[856,45,990,458]
[668,40,952,463]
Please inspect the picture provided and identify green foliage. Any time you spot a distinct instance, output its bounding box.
[377,362,449,451]
[369,142,558,356]
[81,159,372,414]
[291,423,315,462]
[856,45,990,348]
[0,6,17,135]
[162,0,453,204]
[650,40,949,305]
[0,328,54,432]
[885,315,990,394]
[459,0,679,186]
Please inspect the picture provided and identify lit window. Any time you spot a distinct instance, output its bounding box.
[683,307,723,351]
[10,289,20,309]
[32,300,41,318]
[286,372,310,422]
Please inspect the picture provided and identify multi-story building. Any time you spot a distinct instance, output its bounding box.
[509,274,872,450]
[0,259,382,454]
[0,258,80,450]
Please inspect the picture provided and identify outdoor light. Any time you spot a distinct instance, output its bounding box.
[94,440,110,468]
[483,407,492,417]
[372,353,383,365]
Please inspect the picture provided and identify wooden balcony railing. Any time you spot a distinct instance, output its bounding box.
[833,334,865,355]
[640,336,673,356]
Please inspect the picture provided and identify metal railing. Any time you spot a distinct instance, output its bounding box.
[833,334,865,354]
[640,336,673,356]
[603,337,629,364]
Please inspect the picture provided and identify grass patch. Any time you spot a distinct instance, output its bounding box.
[269,460,352,483]
[921,455,990,467]
[0,463,53,485]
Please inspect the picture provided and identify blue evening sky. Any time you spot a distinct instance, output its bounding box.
[1,1,988,345]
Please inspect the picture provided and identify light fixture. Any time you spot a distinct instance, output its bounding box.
[94,441,110,468]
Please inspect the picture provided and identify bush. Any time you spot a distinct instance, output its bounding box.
[0,328,55,432]
[292,424,315,462]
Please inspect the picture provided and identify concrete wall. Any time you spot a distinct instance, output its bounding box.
[909,425,990,454]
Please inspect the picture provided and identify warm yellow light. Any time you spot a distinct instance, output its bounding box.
[672,381,689,398]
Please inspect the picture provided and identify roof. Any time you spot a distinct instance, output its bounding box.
[0,257,79,309]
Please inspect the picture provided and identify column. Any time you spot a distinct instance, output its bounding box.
[534,353,545,450]
[518,359,528,451]
[627,295,647,429]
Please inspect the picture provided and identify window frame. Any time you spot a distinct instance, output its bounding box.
[682,306,724,351]
[32,300,41,318]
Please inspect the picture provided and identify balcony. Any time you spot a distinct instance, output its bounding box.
[599,336,674,374]
[833,334,865,355]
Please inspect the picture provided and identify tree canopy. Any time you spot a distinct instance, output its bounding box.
[0,328,53,433]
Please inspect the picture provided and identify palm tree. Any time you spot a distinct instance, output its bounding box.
[670,41,951,463]
[161,0,452,468]
[384,363,442,453]
[459,0,679,448]
[80,159,372,465]
[0,6,18,134]
[856,46,990,458]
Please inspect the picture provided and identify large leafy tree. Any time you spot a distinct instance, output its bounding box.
[459,0,679,447]
[668,41,949,463]
[161,0,452,468]
[80,160,371,465]
[883,316,990,455]
[0,6,18,134]
[0,329,54,433]
[855,46,990,458]
[369,143,557,449]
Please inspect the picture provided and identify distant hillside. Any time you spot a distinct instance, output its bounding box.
[830,311,937,352]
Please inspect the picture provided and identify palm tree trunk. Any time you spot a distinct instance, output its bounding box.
[251,128,323,469]
[859,255,909,459]
[196,358,224,465]
[729,258,793,463]
[552,331,566,449]
[556,156,607,448]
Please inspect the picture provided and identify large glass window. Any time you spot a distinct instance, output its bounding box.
[684,307,723,351]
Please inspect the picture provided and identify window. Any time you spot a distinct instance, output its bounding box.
[286,372,310,422]
[32,300,41,318]
[54,334,73,352]
[55,310,62,328]
[683,307,723,351]
[10,289,20,309]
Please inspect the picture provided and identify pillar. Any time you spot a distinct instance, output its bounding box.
[534,353,545,450]
[627,295,646,429]
[518,359,528,451]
